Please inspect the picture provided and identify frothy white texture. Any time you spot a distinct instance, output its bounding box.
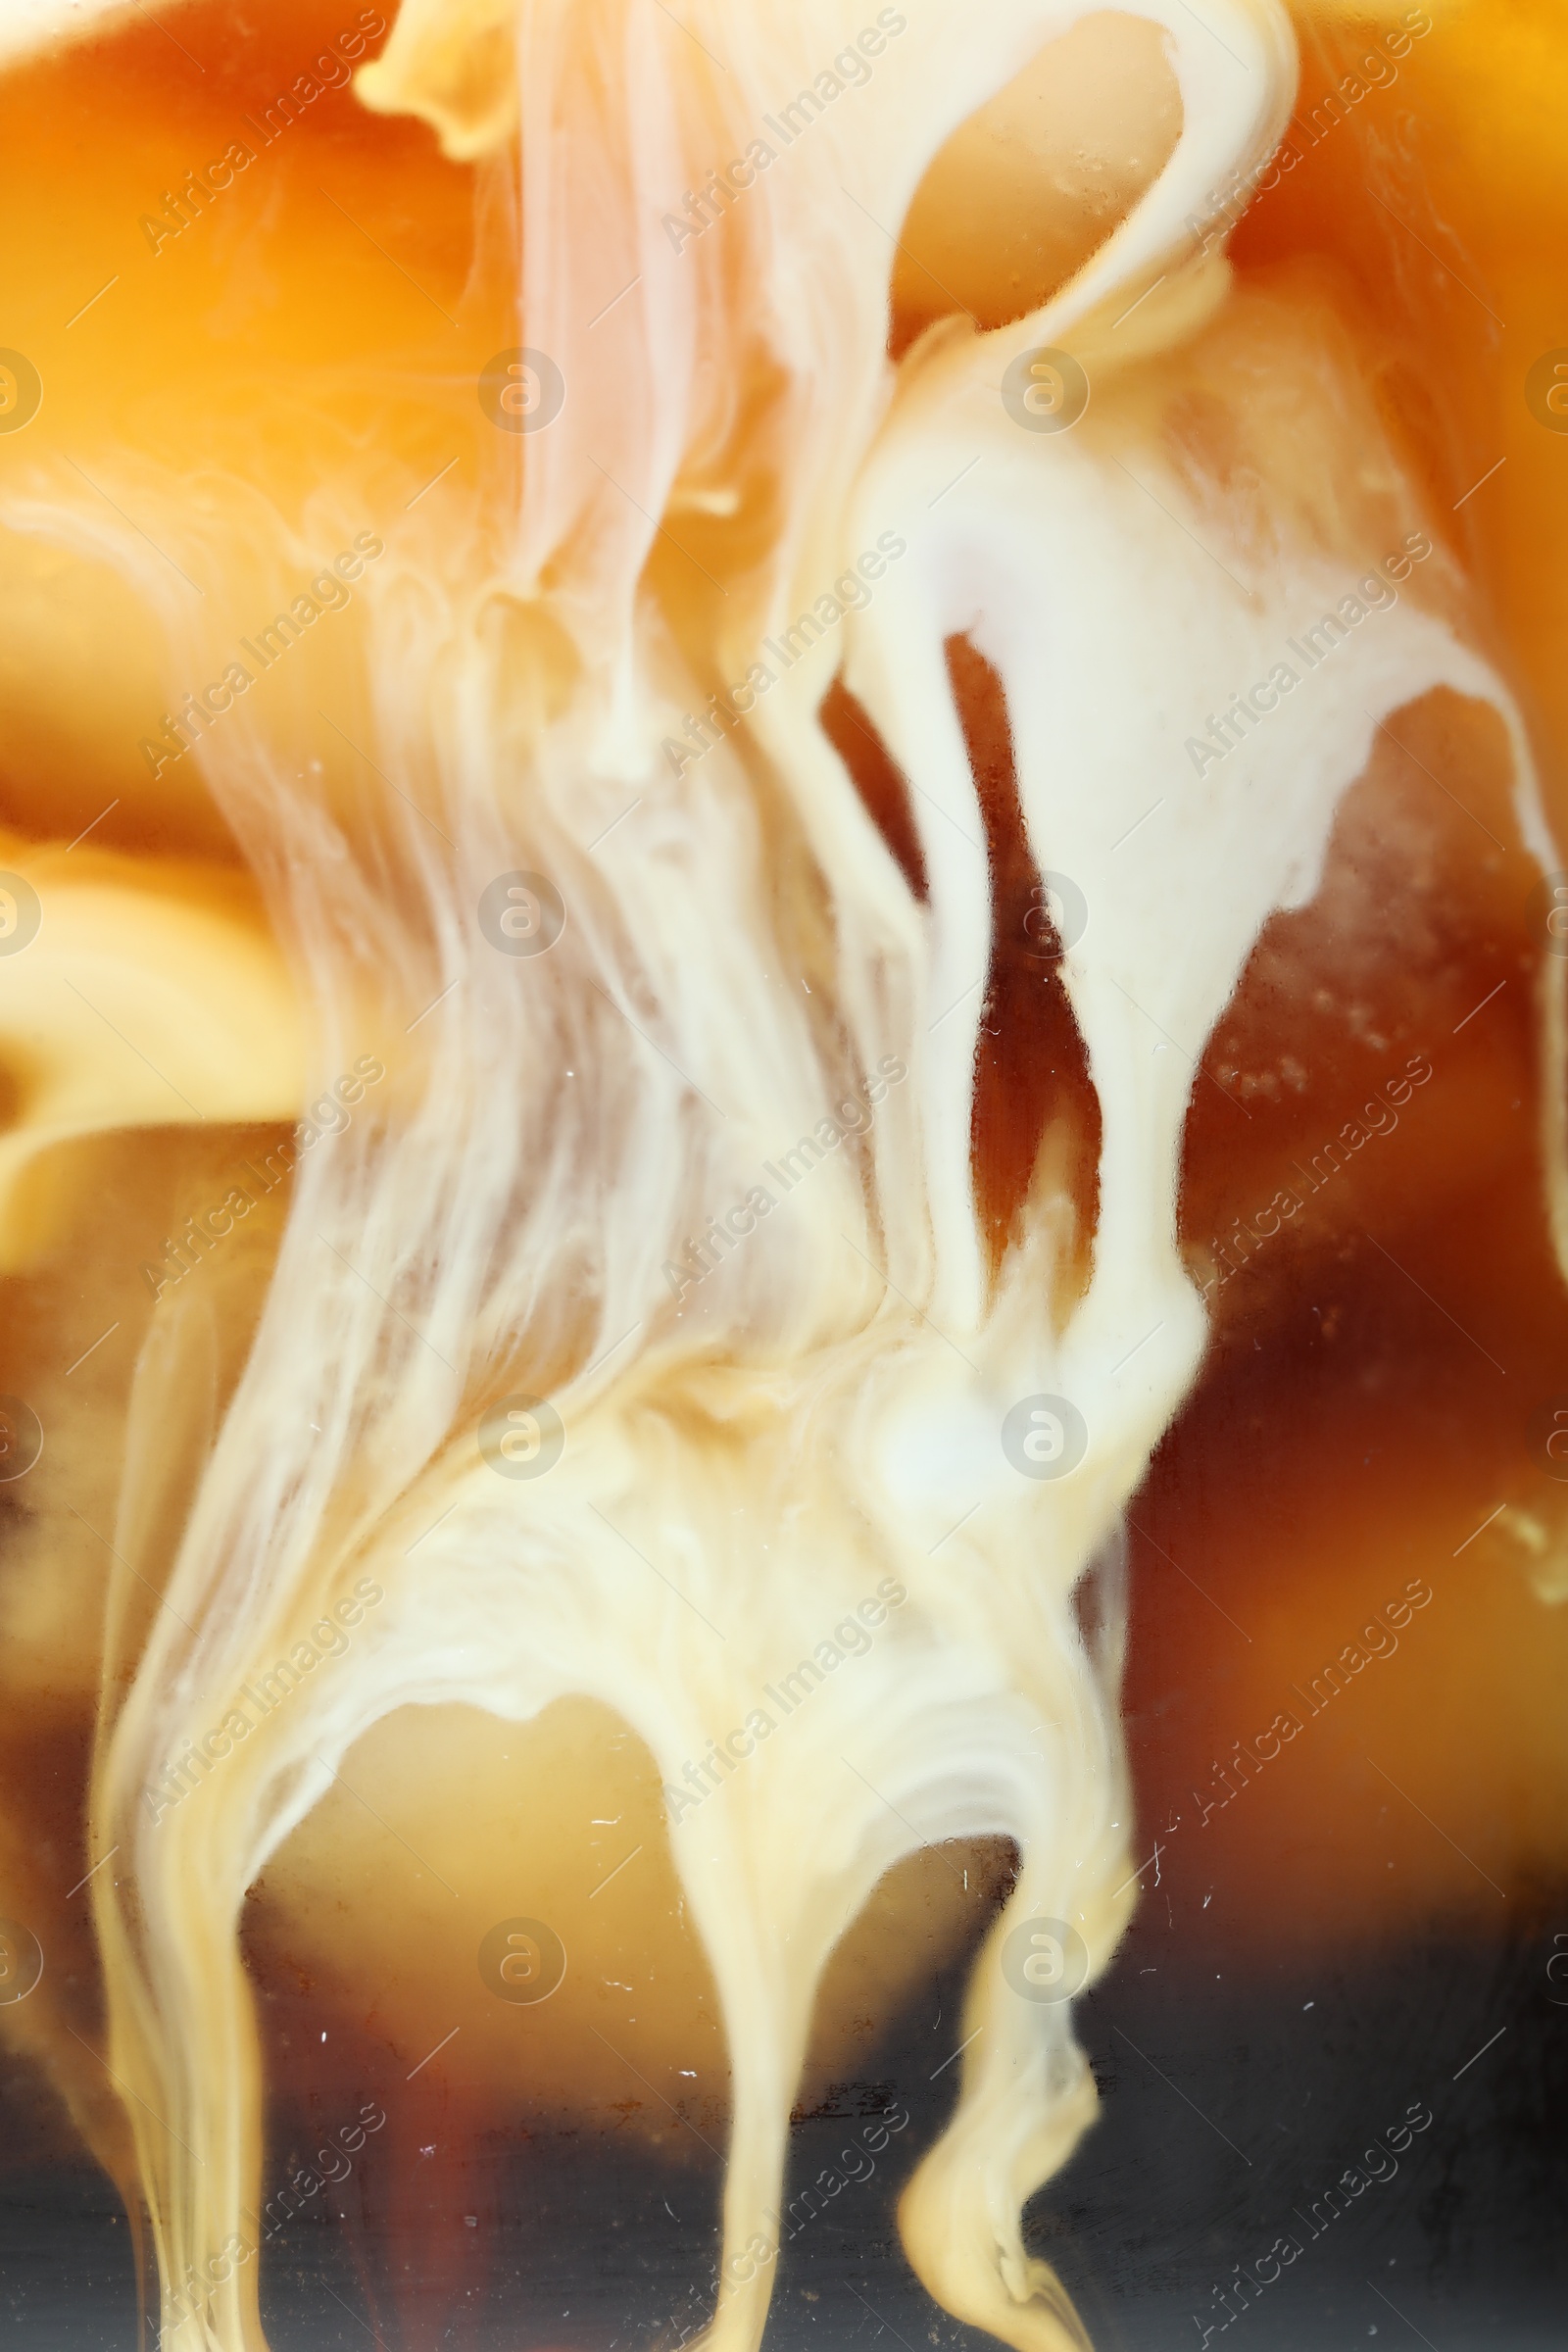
[0,4,1537,2350]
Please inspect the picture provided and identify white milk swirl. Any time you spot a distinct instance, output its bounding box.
[0,2,1553,2349]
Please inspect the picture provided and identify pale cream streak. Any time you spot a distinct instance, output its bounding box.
[0,853,303,1263]
[0,7,1538,2352]
[837,316,1548,2332]
[0,0,126,65]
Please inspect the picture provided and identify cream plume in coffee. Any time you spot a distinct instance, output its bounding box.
[0,4,1555,2350]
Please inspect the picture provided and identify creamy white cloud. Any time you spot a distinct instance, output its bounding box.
[0,5,1555,2352]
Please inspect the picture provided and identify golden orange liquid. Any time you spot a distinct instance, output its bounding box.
[0,1,1565,2342]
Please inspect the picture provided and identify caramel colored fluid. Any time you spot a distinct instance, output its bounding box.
[0,3,1564,2349]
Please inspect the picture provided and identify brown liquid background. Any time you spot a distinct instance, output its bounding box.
[0,0,1566,2339]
